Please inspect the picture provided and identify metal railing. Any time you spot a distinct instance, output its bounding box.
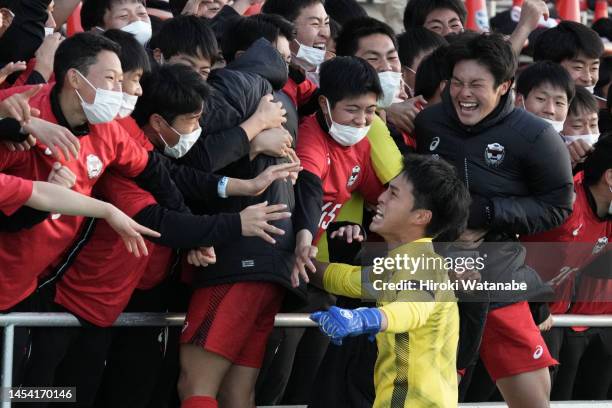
[1,313,612,408]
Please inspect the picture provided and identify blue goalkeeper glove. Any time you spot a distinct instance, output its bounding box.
[310,306,382,345]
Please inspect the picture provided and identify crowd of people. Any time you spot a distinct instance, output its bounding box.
[0,0,610,407]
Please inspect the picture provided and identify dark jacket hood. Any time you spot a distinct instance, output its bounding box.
[226,38,288,91]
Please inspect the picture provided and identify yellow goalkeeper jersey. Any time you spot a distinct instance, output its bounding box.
[322,238,459,408]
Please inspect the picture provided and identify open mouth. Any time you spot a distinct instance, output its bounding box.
[373,206,384,221]
[458,101,478,113]
[312,43,326,50]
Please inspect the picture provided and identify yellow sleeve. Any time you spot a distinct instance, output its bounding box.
[367,115,403,184]
[379,301,436,333]
[322,263,362,298]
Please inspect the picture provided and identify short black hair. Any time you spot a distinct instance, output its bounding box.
[414,45,450,100]
[132,64,210,127]
[54,32,121,89]
[401,154,470,238]
[583,134,612,186]
[81,0,146,31]
[533,21,604,63]
[323,0,367,26]
[103,29,151,74]
[516,61,575,103]
[221,13,295,63]
[319,56,382,107]
[149,15,218,63]
[397,27,447,69]
[0,0,18,12]
[335,16,397,57]
[446,32,517,88]
[592,16,612,40]
[568,86,598,117]
[262,0,322,23]
[403,0,466,31]
[595,56,612,98]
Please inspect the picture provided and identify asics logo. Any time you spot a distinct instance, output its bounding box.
[533,345,544,360]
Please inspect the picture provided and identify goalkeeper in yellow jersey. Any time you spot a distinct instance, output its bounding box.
[296,154,471,408]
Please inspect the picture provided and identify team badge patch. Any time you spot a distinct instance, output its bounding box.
[347,165,361,187]
[484,143,505,167]
[593,237,608,255]
[86,154,103,179]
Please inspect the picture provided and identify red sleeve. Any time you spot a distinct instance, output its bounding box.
[103,122,149,178]
[0,174,33,215]
[96,171,156,217]
[0,84,38,100]
[357,143,385,204]
[296,79,317,107]
[296,116,328,178]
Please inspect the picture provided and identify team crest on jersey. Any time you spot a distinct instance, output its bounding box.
[347,165,361,187]
[592,237,608,255]
[484,143,505,167]
[86,154,103,179]
[429,137,440,151]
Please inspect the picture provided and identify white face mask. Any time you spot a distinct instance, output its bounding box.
[561,133,600,146]
[377,71,402,108]
[542,117,565,133]
[325,98,370,146]
[118,93,138,118]
[75,71,123,124]
[585,85,595,94]
[44,27,55,36]
[293,42,326,72]
[120,20,152,46]
[159,123,202,159]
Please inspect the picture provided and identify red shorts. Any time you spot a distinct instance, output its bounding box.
[480,301,558,381]
[180,282,284,368]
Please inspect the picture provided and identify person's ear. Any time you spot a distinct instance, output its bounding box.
[153,48,163,64]
[412,209,432,229]
[499,79,512,96]
[66,68,82,90]
[605,168,612,187]
[438,80,447,95]
[234,50,245,60]
[149,113,164,133]
[515,92,524,108]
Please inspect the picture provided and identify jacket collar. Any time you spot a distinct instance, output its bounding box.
[50,85,90,137]
[441,84,515,135]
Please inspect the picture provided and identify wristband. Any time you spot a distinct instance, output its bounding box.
[217,176,229,198]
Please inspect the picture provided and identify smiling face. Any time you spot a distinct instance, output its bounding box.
[424,8,463,36]
[71,50,123,104]
[560,53,600,88]
[562,109,599,136]
[355,33,401,73]
[319,93,378,128]
[103,0,150,30]
[450,59,511,126]
[520,82,569,122]
[294,2,330,50]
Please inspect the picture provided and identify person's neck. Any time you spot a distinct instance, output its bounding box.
[588,183,611,218]
[58,88,88,129]
[384,230,428,251]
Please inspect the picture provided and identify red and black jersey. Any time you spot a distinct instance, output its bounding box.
[53,171,170,327]
[523,173,611,315]
[0,174,33,216]
[0,84,149,310]
[295,113,384,244]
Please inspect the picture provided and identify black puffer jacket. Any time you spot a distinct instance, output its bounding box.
[416,88,574,238]
[416,88,573,302]
[181,39,307,304]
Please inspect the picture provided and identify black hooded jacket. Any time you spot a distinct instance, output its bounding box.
[178,39,307,304]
